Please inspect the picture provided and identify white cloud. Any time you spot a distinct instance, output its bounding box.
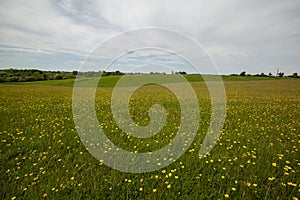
[0,0,299,74]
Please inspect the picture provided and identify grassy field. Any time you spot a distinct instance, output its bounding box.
[0,78,299,199]
[4,74,284,88]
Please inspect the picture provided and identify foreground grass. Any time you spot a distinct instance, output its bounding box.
[0,79,299,199]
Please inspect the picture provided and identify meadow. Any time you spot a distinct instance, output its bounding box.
[0,77,299,199]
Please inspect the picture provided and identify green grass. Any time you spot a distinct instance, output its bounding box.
[0,79,299,199]
[1,74,288,88]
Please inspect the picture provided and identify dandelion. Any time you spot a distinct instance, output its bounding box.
[272,163,277,167]
[232,187,237,191]
[70,177,74,181]
[139,188,143,191]
[167,184,171,189]
[153,189,157,192]
[224,194,229,198]
[268,177,276,181]
[287,182,297,187]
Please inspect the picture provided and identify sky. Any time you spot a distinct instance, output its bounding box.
[0,0,300,74]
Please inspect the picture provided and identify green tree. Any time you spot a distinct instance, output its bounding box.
[240,71,246,76]
[32,71,42,80]
[278,72,284,77]
[292,72,298,78]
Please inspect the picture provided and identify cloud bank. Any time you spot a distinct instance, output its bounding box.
[1,0,299,74]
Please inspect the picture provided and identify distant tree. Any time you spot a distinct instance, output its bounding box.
[175,71,187,75]
[260,72,268,77]
[54,74,63,80]
[278,72,284,77]
[240,71,246,76]
[268,72,272,76]
[32,71,42,80]
[292,72,298,78]
[72,71,78,75]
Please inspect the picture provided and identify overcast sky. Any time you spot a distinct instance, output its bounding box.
[1,0,300,74]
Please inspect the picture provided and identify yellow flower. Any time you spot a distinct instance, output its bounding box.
[139,188,143,191]
[268,177,276,181]
[167,184,171,189]
[224,194,229,198]
[43,193,47,198]
[272,163,277,167]
[287,182,297,187]
[70,177,74,181]
[231,187,236,191]
[153,189,157,192]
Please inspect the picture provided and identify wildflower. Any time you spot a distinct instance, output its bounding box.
[153,189,157,192]
[224,194,229,198]
[268,177,276,181]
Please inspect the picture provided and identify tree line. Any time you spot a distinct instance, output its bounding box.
[0,69,126,83]
[231,71,299,78]
[1,68,299,83]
